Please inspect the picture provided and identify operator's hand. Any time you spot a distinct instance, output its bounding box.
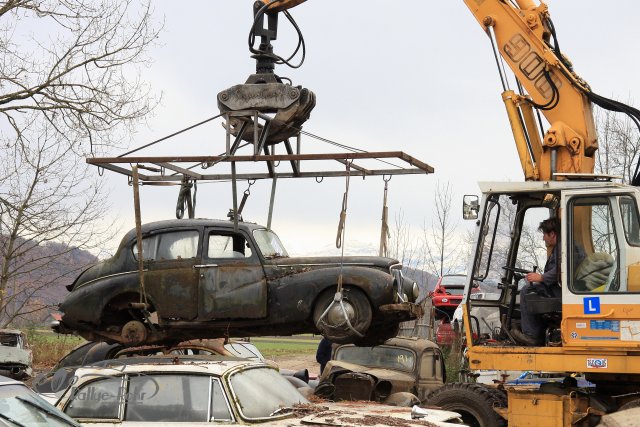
[526,272,544,283]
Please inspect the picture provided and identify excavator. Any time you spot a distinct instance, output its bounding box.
[236,0,640,425]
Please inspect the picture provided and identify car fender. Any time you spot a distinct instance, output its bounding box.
[269,266,395,318]
[60,272,158,325]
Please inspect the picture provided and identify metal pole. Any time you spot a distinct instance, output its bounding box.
[267,174,278,229]
[132,165,147,306]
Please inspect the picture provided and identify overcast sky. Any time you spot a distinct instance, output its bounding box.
[97,0,640,257]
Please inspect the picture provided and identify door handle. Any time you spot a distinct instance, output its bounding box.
[194,264,218,268]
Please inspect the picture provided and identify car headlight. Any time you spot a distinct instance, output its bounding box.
[412,282,419,300]
[442,298,449,303]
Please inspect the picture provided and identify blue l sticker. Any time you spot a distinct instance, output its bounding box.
[584,297,601,314]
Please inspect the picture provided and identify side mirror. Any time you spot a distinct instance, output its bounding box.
[463,195,479,220]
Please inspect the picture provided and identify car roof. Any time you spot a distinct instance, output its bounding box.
[118,218,267,249]
[71,355,263,377]
[338,336,440,352]
[0,328,23,335]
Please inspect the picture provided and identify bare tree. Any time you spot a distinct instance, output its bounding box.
[0,0,160,325]
[0,0,159,152]
[422,181,464,277]
[594,103,640,183]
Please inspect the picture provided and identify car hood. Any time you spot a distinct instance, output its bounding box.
[272,256,399,271]
[322,360,414,383]
[296,402,462,427]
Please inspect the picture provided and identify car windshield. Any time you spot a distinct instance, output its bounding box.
[252,229,288,259]
[224,342,264,361]
[229,367,307,419]
[335,345,415,372]
[0,384,79,426]
[440,276,465,286]
[444,286,464,296]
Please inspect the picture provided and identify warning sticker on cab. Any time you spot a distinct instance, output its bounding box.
[586,358,608,369]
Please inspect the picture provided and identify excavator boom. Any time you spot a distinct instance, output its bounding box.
[464,0,598,181]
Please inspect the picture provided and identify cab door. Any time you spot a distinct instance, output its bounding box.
[197,228,267,320]
[561,188,640,347]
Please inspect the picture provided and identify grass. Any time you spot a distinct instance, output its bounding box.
[26,329,85,367]
[251,335,321,358]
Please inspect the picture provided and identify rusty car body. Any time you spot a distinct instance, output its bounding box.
[315,336,446,404]
[56,219,421,346]
[0,329,32,379]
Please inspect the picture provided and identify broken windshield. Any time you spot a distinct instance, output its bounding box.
[253,229,288,259]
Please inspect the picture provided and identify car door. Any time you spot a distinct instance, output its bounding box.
[198,228,267,320]
[142,228,200,320]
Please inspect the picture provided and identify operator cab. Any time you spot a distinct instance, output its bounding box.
[462,180,640,348]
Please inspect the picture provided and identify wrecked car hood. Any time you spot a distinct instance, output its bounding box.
[296,402,464,427]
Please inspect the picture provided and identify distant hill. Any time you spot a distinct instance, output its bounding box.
[0,236,98,326]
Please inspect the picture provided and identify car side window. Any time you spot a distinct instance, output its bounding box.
[136,230,199,261]
[125,374,209,422]
[207,232,252,259]
[211,378,233,421]
[64,377,123,420]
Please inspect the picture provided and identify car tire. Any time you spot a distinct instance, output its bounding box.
[424,383,506,427]
[313,287,372,344]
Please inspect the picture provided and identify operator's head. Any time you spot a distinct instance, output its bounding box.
[539,217,559,248]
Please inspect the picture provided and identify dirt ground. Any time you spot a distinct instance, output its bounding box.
[271,354,319,376]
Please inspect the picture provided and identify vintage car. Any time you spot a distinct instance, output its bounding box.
[56,219,420,346]
[430,274,479,321]
[315,336,446,404]
[0,328,32,379]
[0,374,80,426]
[51,356,463,426]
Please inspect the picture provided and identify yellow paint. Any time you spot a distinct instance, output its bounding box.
[628,263,640,292]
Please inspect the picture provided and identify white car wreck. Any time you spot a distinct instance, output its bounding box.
[0,329,32,379]
[50,356,464,426]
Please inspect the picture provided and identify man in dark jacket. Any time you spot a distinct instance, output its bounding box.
[316,337,332,375]
[512,217,560,346]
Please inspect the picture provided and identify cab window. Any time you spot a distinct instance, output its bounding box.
[620,195,640,246]
[569,197,619,292]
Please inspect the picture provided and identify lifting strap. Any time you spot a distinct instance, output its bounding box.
[237,179,255,216]
[379,176,391,257]
[176,177,197,219]
[335,161,351,249]
[316,161,364,339]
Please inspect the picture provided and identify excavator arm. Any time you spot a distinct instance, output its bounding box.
[464,0,598,181]
[261,0,307,13]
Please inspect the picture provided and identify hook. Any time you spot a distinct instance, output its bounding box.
[383,175,392,183]
[315,176,324,183]
[98,166,104,177]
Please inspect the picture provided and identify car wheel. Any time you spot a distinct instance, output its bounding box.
[313,287,372,344]
[424,383,506,427]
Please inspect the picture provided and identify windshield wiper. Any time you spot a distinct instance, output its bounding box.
[15,396,80,427]
[0,411,28,427]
